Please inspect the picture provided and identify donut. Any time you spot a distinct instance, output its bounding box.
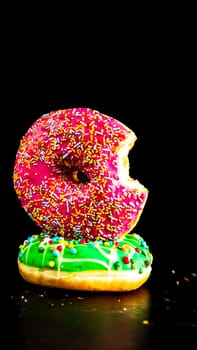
[13,107,148,241]
[17,231,153,292]
[14,107,153,291]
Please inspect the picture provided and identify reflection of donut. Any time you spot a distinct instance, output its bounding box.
[18,232,153,292]
[13,108,148,241]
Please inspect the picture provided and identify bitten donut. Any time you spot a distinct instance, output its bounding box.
[13,108,148,241]
[18,231,153,292]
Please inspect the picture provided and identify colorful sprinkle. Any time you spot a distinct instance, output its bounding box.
[69,247,77,254]
[18,232,153,273]
[13,108,148,241]
[123,256,130,264]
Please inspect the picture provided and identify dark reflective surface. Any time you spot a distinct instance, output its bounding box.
[3,46,197,349]
[3,265,197,350]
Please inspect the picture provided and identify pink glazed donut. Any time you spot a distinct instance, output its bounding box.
[13,108,148,241]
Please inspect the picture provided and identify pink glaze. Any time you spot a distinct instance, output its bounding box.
[13,108,148,240]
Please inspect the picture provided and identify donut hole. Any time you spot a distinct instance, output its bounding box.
[72,170,90,183]
[61,160,90,183]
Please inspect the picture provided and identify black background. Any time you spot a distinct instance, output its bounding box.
[1,5,197,349]
[3,27,196,276]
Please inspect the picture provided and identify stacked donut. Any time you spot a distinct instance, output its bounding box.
[13,107,153,291]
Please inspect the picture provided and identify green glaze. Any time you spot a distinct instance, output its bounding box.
[18,232,153,273]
